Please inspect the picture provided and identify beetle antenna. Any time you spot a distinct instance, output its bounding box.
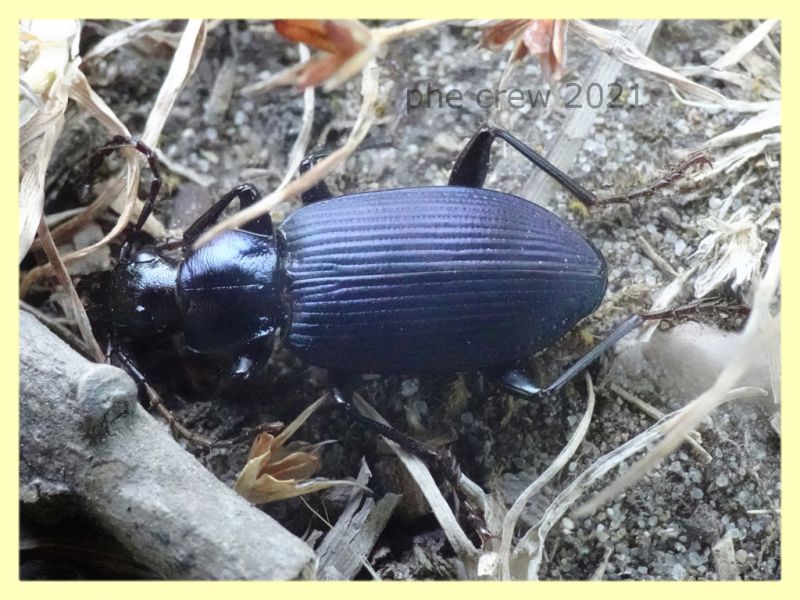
[85,135,162,262]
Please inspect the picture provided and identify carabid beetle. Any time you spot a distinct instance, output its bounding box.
[112,127,616,383]
[99,125,706,468]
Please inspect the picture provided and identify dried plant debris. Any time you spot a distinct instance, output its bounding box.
[235,395,367,504]
[315,461,401,580]
[691,204,779,299]
[480,20,568,84]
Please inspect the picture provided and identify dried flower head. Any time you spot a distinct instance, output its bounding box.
[481,19,568,82]
[234,394,367,503]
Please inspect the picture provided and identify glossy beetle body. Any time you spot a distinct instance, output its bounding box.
[117,185,606,378]
[108,126,625,395]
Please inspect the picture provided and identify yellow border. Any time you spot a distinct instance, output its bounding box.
[6,2,791,597]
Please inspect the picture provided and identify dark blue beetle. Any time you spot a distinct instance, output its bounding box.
[108,126,645,430]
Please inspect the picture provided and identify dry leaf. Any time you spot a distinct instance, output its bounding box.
[482,20,568,81]
[274,19,370,89]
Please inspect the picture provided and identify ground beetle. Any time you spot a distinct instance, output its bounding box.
[98,125,705,476]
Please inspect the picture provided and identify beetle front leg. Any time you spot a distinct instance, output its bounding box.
[298,151,335,204]
[183,183,273,248]
[86,136,162,261]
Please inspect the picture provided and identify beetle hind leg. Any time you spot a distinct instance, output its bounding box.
[498,368,542,397]
[498,314,646,399]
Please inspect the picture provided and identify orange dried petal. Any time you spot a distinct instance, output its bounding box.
[522,19,555,56]
[274,19,362,57]
[264,451,321,481]
[247,432,275,460]
[295,53,349,89]
[481,20,529,49]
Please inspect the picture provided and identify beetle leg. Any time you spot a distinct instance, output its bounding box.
[452,125,711,208]
[329,387,488,536]
[449,125,598,208]
[448,126,496,188]
[298,137,395,203]
[330,387,445,463]
[228,330,276,381]
[500,314,644,398]
[299,151,334,204]
[499,369,542,397]
[182,183,273,248]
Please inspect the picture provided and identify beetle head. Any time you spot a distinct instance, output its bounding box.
[110,249,181,334]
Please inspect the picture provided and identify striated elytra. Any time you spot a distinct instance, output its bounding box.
[280,187,607,373]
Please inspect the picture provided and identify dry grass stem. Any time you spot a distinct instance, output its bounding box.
[498,373,595,579]
[277,44,315,191]
[34,217,103,361]
[571,20,727,105]
[83,20,171,62]
[350,394,480,566]
[610,383,712,463]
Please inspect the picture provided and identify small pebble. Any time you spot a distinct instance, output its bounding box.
[687,551,705,567]
[671,563,687,580]
[400,379,419,398]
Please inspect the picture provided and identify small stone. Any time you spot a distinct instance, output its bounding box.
[687,551,705,567]
[671,563,687,580]
[715,475,729,488]
[690,488,704,500]
[400,379,419,398]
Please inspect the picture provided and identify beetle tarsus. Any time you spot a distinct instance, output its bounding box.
[595,151,713,205]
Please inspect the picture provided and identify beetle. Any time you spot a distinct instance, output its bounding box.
[98,125,704,469]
